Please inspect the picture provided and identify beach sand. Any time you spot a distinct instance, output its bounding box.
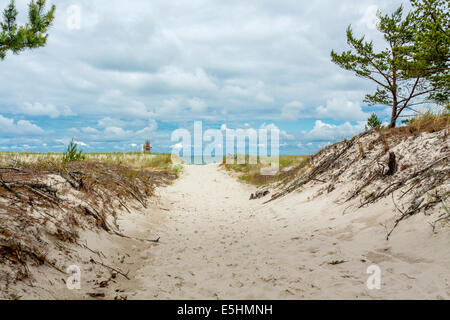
[110,163,449,300]
[6,163,448,300]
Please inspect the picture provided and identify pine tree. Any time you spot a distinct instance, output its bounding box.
[331,3,447,128]
[407,0,449,104]
[367,113,382,129]
[0,0,55,60]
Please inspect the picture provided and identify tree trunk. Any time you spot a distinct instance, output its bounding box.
[390,52,398,129]
[389,103,398,128]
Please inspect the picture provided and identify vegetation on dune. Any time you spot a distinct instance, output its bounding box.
[0,150,182,175]
[0,154,177,285]
[367,113,382,130]
[222,155,309,186]
[409,0,449,104]
[62,139,86,163]
[270,110,449,238]
[399,107,449,132]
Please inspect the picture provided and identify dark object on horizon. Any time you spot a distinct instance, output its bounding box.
[143,140,152,154]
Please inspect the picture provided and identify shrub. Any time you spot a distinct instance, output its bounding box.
[367,113,382,129]
[62,139,85,163]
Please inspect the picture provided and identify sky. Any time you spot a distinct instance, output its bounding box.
[0,0,410,154]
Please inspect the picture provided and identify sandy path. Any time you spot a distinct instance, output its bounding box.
[133,164,269,299]
[118,164,449,300]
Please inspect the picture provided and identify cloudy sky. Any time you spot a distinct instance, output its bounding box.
[0,0,408,154]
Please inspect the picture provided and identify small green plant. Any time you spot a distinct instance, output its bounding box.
[367,113,382,129]
[62,139,85,163]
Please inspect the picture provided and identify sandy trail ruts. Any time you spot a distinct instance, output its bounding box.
[110,164,449,300]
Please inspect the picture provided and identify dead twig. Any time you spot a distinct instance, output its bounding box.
[429,199,450,232]
[89,258,130,280]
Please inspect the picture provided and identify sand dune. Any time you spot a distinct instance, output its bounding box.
[3,162,448,300]
[113,164,449,300]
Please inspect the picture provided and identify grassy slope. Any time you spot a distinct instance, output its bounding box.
[0,152,183,175]
[222,155,310,186]
[223,110,449,186]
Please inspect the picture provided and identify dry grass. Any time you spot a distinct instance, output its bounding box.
[404,110,449,133]
[222,155,309,186]
[0,154,178,286]
[269,112,449,238]
[0,152,182,174]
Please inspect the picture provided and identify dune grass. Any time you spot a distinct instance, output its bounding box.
[0,152,183,175]
[222,155,309,186]
[398,108,449,135]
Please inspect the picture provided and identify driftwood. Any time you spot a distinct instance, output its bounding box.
[386,152,397,176]
[89,258,130,280]
[249,189,270,200]
[387,191,449,240]
[88,292,105,298]
[358,156,448,209]
[79,205,110,232]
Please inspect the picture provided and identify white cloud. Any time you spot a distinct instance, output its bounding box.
[82,127,100,134]
[136,119,158,135]
[0,0,399,151]
[281,101,304,121]
[155,67,217,92]
[188,98,207,113]
[155,98,184,117]
[223,80,273,104]
[359,5,379,30]
[18,103,74,118]
[303,120,366,141]
[0,0,391,124]
[260,123,294,140]
[171,143,183,150]
[98,117,127,128]
[74,140,88,147]
[0,115,45,135]
[316,97,368,121]
[98,90,154,118]
[104,126,132,137]
[319,141,332,148]
[68,128,80,134]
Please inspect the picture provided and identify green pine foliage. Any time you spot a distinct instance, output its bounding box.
[331,1,449,128]
[367,113,382,129]
[62,139,85,163]
[0,0,55,60]
[408,0,449,104]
